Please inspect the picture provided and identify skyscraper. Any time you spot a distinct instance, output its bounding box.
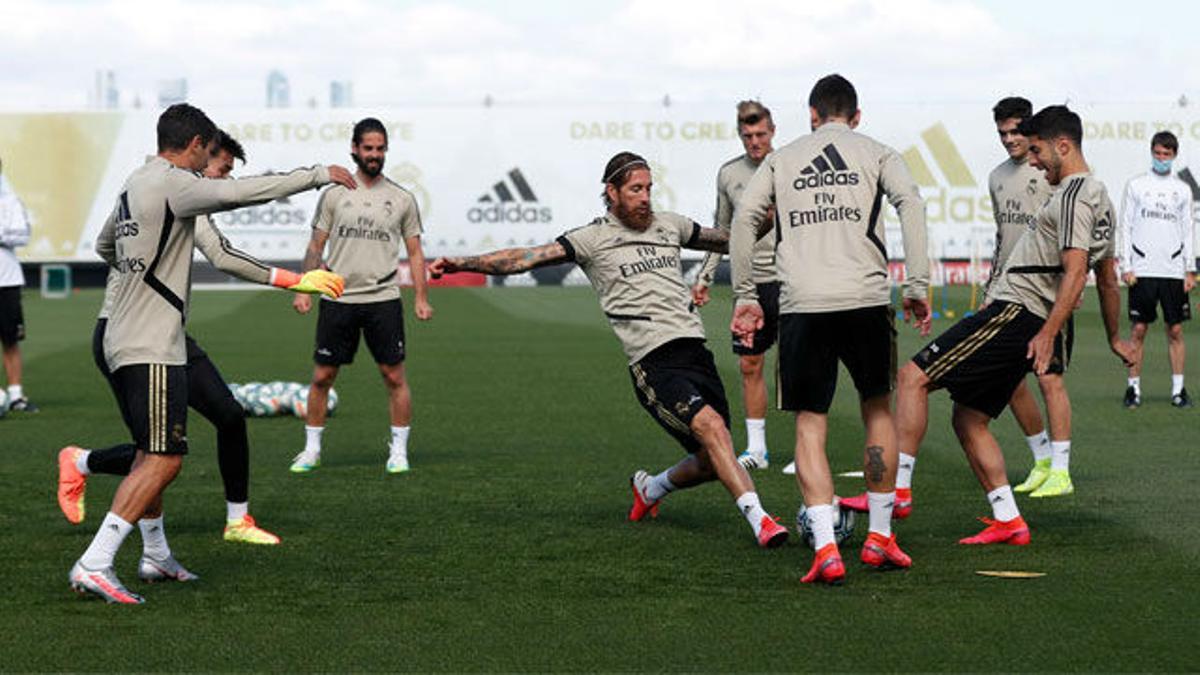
[267,70,290,108]
[330,80,353,108]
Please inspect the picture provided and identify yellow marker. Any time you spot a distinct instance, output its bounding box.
[975,570,1046,579]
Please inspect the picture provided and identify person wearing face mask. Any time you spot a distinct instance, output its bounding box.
[1118,131,1196,409]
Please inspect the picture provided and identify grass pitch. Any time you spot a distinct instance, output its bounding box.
[0,285,1194,672]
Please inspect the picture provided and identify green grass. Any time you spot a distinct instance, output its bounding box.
[0,285,1194,672]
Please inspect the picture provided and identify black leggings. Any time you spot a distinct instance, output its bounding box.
[89,320,250,503]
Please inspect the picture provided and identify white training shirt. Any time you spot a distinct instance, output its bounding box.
[0,177,31,288]
[1118,171,1195,279]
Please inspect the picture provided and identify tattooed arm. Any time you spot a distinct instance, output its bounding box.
[685,214,774,254]
[430,242,570,277]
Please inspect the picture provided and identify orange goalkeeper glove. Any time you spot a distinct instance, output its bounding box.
[271,269,345,299]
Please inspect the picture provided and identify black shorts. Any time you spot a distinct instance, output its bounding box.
[110,363,189,455]
[731,281,780,356]
[0,286,25,347]
[1128,277,1191,325]
[315,298,406,366]
[778,305,896,413]
[629,338,731,453]
[912,301,1068,418]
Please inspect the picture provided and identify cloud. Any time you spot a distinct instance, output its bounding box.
[0,0,1192,110]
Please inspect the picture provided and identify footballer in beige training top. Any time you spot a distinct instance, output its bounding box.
[291,117,433,475]
[430,151,792,553]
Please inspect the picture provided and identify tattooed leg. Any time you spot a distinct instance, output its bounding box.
[860,394,898,492]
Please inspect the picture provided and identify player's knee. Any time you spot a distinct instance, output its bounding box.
[689,407,727,440]
[311,368,337,389]
[215,400,247,433]
[950,407,983,442]
[1131,323,1149,340]
[897,362,928,392]
[1036,373,1065,395]
[142,453,184,481]
[1167,323,1184,340]
[739,354,764,379]
[380,366,407,390]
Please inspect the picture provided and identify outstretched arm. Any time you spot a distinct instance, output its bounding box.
[431,242,569,277]
[686,216,775,254]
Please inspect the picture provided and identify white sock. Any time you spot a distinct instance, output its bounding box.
[1026,431,1051,462]
[735,492,768,535]
[1128,376,1141,395]
[139,516,171,559]
[389,425,410,457]
[807,503,836,550]
[987,485,1020,522]
[7,384,22,400]
[745,418,767,455]
[1050,440,1071,471]
[645,470,676,501]
[896,452,916,489]
[1172,374,1185,396]
[80,512,134,569]
[226,502,248,522]
[76,450,92,476]
[304,425,324,453]
[867,492,894,537]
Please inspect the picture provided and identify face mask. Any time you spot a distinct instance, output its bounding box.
[1152,157,1173,174]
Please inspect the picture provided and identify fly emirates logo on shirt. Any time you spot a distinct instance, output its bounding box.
[619,244,679,278]
[336,200,394,243]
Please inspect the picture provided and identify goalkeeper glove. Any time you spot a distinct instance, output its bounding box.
[271,269,345,299]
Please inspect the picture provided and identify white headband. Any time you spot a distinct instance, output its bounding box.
[603,159,649,184]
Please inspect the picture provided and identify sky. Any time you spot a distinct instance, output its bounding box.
[0,0,1195,111]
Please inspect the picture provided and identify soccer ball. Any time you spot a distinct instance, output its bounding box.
[0,389,7,418]
[292,386,309,418]
[796,497,857,549]
[326,387,338,415]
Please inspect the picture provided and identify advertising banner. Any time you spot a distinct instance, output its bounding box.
[1,102,1197,265]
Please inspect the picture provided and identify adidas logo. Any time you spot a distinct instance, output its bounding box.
[902,123,976,188]
[468,168,552,224]
[792,144,860,190]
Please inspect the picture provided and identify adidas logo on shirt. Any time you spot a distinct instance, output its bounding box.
[792,144,860,190]
[468,168,553,224]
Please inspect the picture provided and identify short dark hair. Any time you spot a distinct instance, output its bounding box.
[1152,130,1179,153]
[736,100,774,129]
[214,129,246,163]
[808,74,857,120]
[1017,105,1083,147]
[157,103,217,153]
[601,151,649,207]
[352,117,388,145]
[992,96,1032,123]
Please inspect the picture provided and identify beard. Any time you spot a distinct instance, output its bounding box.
[614,200,653,230]
[351,152,384,178]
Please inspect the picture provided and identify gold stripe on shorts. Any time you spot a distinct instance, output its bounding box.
[632,363,691,435]
[149,364,166,453]
[925,304,1021,381]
